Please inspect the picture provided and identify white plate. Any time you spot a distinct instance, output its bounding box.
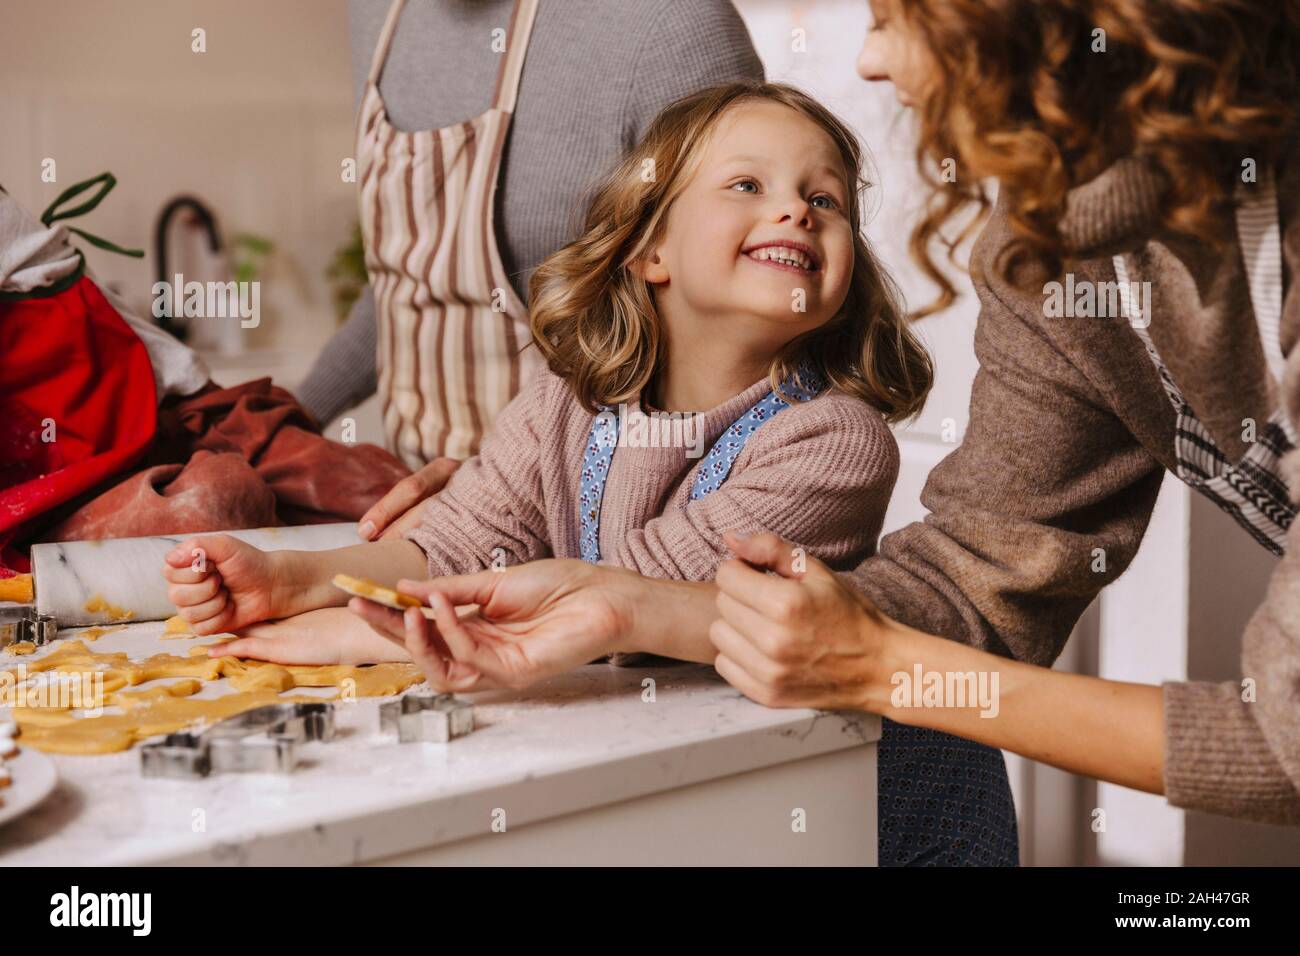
[0,746,58,827]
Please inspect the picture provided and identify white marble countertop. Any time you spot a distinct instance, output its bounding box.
[0,621,880,865]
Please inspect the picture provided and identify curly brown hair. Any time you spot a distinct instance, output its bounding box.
[528,82,933,423]
[893,0,1300,315]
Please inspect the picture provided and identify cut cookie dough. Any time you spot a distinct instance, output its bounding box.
[3,641,426,755]
[4,640,223,690]
[112,679,204,709]
[162,615,194,638]
[76,626,128,642]
[223,660,426,698]
[4,642,36,656]
[0,573,34,604]
[83,594,134,621]
[9,691,290,755]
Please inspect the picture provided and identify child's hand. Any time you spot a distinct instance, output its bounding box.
[162,534,292,635]
[204,607,413,665]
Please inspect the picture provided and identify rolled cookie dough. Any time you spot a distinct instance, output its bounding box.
[82,595,134,622]
[0,573,34,603]
[162,615,193,638]
[77,625,128,642]
[3,641,426,754]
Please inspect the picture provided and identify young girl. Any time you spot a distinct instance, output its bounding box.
[163,82,932,666]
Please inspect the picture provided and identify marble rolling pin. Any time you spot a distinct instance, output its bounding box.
[30,524,364,627]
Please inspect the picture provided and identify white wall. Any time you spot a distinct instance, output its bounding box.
[1094,475,1190,865]
[0,0,356,357]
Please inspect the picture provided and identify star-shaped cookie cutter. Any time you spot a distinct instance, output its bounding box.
[0,606,57,649]
[379,690,474,742]
[140,700,336,778]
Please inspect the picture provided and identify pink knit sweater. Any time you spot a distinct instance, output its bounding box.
[406,365,899,580]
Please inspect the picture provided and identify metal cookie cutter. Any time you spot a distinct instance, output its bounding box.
[0,606,58,649]
[380,691,474,742]
[140,701,336,778]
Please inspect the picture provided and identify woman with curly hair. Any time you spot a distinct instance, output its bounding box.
[719,0,1300,827]
[349,0,1300,835]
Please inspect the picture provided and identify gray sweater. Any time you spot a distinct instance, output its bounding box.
[297,0,764,425]
[848,144,1300,825]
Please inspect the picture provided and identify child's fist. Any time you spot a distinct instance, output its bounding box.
[161,535,284,635]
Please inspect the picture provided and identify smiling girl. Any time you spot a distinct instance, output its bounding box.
[163,82,930,667]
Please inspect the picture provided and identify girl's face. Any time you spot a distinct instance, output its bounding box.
[858,0,934,107]
[643,101,854,338]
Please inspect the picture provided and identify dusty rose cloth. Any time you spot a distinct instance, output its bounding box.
[36,378,410,541]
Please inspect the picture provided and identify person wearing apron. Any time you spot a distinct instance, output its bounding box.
[579,366,1020,866]
[357,0,542,469]
[331,0,766,541]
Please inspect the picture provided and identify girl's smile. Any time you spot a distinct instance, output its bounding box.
[741,239,822,275]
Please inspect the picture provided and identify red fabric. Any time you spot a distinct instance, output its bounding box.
[0,276,158,571]
[1,276,411,569]
[38,378,412,542]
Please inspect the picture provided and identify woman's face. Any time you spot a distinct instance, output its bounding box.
[858,0,934,108]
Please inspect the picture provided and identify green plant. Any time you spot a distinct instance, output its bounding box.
[230,232,274,285]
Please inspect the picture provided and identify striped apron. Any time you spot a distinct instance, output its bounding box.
[357,0,541,468]
[1115,170,1294,555]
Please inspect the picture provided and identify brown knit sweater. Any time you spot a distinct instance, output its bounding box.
[407,365,898,580]
[847,143,1300,826]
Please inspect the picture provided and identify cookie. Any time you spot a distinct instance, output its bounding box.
[332,574,422,611]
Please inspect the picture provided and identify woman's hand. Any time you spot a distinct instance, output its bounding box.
[162,535,307,635]
[347,600,493,692]
[204,606,413,665]
[348,558,639,691]
[358,457,463,540]
[716,534,1170,794]
[710,531,903,713]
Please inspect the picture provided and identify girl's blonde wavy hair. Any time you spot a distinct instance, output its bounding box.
[892,0,1300,315]
[528,82,933,423]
